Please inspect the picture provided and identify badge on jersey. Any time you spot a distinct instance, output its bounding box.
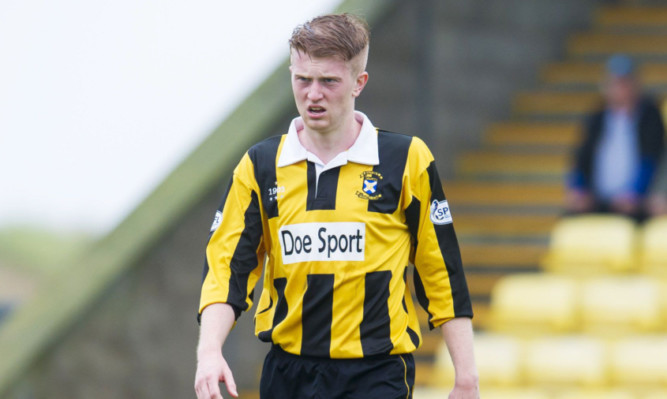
[356,171,383,200]
[210,210,223,232]
[430,199,453,225]
[363,178,377,195]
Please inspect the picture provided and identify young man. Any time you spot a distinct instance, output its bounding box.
[195,14,478,399]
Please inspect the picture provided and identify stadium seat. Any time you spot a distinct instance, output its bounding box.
[431,333,522,388]
[541,215,638,275]
[553,389,636,399]
[523,335,608,388]
[478,388,551,399]
[489,274,579,335]
[413,387,551,399]
[640,216,667,277]
[642,390,667,399]
[609,335,667,387]
[580,276,662,336]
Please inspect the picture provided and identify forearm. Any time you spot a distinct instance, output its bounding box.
[197,303,236,356]
[440,317,478,388]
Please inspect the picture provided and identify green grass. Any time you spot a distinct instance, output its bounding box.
[0,225,93,275]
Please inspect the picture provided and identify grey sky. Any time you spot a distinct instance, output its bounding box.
[0,0,340,235]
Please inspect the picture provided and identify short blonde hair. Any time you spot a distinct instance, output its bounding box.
[289,14,370,73]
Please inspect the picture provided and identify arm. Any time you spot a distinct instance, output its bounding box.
[404,139,477,396]
[407,139,473,328]
[440,317,479,399]
[567,112,602,192]
[634,100,666,195]
[196,153,265,398]
[194,303,238,399]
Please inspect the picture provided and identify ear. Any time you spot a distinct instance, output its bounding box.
[352,71,369,98]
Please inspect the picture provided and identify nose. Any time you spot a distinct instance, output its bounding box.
[307,82,323,101]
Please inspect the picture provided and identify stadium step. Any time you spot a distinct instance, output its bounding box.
[595,5,667,28]
[461,244,546,269]
[568,33,667,56]
[454,213,558,237]
[446,182,564,207]
[483,122,578,148]
[513,91,601,116]
[541,62,667,86]
[458,152,567,176]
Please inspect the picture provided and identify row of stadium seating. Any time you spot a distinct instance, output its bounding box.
[431,333,667,388]
[427,213,667,396]
[415,387,667,399]
[542,215,667,276]
[490,274,667,336]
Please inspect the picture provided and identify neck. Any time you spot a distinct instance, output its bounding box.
[610,100,636,114]
[299,111,362,164]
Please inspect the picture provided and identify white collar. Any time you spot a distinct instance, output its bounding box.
[277,111,379,168]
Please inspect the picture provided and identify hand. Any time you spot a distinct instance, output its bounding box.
[647,194,667,216]
[565,189,594,213]
[448,376,479,399]
[610,193,639,215]
[194,349,238,399]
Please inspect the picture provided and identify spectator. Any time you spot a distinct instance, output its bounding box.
[566,54,665,221]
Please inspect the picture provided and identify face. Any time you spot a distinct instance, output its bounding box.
[604,75,638,110]
[289,50,368,135]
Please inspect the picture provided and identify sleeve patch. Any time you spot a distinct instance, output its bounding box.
[430,199,453,225]
[210,210,223,232]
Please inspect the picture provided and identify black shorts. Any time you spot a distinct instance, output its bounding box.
[259,345,415,399]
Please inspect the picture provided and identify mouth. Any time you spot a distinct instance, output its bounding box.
[307,105,326,117]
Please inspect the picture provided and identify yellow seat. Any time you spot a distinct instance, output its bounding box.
[431,333,522,388]
[414,387,550,399]
[642,390,667,399]
[523,335,608,388]
[542,215,638,275]
[581,276,662,336]
[640,216,667,277]
[478,388,551,399]
[490,274,579,335]
[554,389,636,399]
[609,336,667,387]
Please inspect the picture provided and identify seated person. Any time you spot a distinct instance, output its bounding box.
[566,54,665,221]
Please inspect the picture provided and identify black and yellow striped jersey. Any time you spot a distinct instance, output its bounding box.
[199,112,472,358]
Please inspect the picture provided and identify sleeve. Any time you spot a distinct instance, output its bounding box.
[650,156,667,196]
[405,138,473,330]
[635,100,666,195]
[198,152,266,323]
[567,113,599,191]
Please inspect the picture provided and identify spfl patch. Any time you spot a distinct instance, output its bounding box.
[430,199,453,225]
[210,210,223,232]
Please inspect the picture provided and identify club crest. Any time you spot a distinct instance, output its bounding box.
[356,171,383,200]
